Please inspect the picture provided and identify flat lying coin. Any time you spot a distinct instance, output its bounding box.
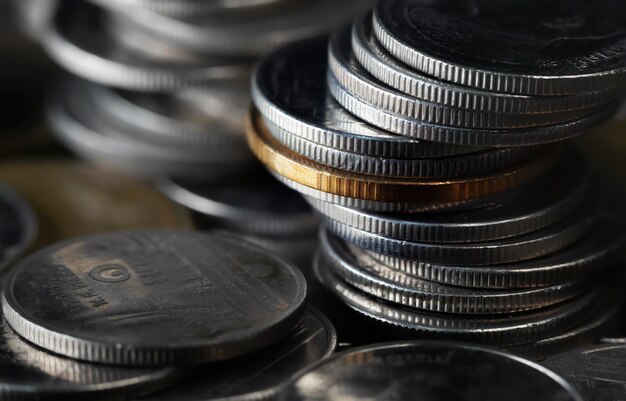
[0,184,36,272]
[0,315,179,401]
[373,0,626,95]
[143,309,336,401]
[0,160,192,250]
[2,231,307,365]
[543,344,626,399]
[283,341,582,401]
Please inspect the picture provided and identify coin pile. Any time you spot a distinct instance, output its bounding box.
[249,0,626,353]
[35,0,367,178]
[0,230,337,400]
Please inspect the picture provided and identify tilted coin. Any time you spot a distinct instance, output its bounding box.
[2,231,307,365]
[352,13,620,114]
[283,342,582,401]
[143,309,336,401]
[0,160,192,250]
[319,230,586,314]
[329,71,621,147]
[0,315,180,401]
[41,1,250,91]
[0,184,36,271]
[314,252,601,346]
[373,0,626,95]
[308,153,589,243]
[247,108,555,203]
[543,344,626,399]
[158,173,317,237]
[251,36,472,159]
[329,26,594,129]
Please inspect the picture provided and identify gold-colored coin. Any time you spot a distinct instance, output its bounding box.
[0,160,193,250]
[247,109,557,203]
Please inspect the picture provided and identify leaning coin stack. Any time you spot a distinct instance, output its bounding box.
[249,0,626,354]
[0,230,337,400]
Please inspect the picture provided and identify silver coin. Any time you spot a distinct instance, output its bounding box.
[283,341,582,401]
[319,230,586,314]
[113,0,370,57]
[371,219,625,289]
[542,343,626,399]
[308,154,589,243]
[267,117,540,178]
[323,196,596,266]
[329,26,595,129]
[2,230,307,365]
[251,36,473,159]
[142,308,335,401]
[157,174,318,237]
[329,71,620,147]
[352,14,621,114]
[314,252,601,346]
[373,0,626,95]
[87,0,288,17]
[0,314,180,400]
[0,183,36,272]
[41,1,250,91]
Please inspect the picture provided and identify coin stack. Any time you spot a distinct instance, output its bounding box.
[249,0,626,354]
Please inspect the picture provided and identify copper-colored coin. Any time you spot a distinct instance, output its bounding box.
[0,160,193,249]
[247,109,558,203]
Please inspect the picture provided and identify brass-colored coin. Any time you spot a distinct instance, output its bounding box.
[0,160,193,249]
[247,109,558,203]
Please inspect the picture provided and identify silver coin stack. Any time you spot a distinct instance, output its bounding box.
[250,0,626,355]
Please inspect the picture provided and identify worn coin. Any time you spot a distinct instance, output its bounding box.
[283,341,582,401]
[0,184,36,272]
[3,231,307,365]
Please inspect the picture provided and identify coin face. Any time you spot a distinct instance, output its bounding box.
[0,184,36,271]
[0,315,179,400]
[144,309,336,401]
[543,344,626,400]
[283,341,582,401]
[2,230,307,365]
[0,160,192,249]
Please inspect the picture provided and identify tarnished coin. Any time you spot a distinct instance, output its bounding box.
[373,0,626,95]
[543,344,626,399]
[0,160,192,250]
[2,231,307,365]
[158,173,317,237]
[0,184,36,272]
[283,341,582,401]
[143,309,336,401]
[0,315,180,401]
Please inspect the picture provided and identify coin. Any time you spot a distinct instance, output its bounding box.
[88,0,287,17]
[373,0,626,95]
[283,341,582,401]
[543,344,626,399]
[2,230,307,365]
[0,160,192,250]
[142,309,336,401]
[0,314,180,400]
[247,108,556,203]
[0,184,36,271]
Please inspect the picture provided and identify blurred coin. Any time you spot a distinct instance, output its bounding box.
[142,308,335,401]
[283,341,582,401]
[0,184,36,271]
[0,160,192,250]
[373,0,626,95]
[3,231,307,365]
[0,315,180,401]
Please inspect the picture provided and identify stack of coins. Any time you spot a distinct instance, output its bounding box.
[249,0,626,353]
[0,230,337,400]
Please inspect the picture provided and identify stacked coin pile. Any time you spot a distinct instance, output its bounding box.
[249,0,626,353]
[0,230,336,400]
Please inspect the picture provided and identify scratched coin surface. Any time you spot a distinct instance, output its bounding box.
[144,308,336,401]
[2,230,307,366]
[542,344,626,400]
[0,160,192,250]
[283,341,582,401]
[0,315,179,401]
